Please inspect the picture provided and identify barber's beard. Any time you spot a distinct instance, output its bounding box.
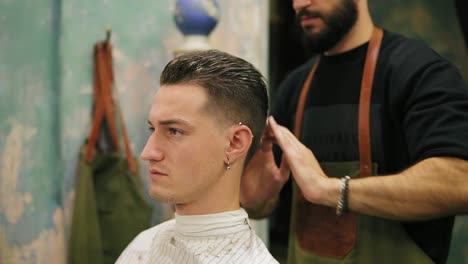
[298,0,358,54]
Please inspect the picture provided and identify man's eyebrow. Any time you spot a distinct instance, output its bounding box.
[147,119,194,128]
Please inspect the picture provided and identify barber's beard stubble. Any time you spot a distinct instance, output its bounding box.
[297,0,358,54]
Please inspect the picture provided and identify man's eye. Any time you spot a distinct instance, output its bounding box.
[148,127,155,132]
[168,128,183,136]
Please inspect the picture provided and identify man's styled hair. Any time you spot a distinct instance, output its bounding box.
[160,49,269,164]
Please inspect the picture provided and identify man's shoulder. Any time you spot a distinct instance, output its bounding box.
[116,219,175,263]
[381,29,446,66]
[382,29,428,50]
[131,219,175,246]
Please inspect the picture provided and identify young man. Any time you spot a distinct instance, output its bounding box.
[116,50,278,264]
[241,0,468,263]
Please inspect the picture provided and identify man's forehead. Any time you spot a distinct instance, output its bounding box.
[149,84,215,125]
[152,84,208,108]
[154,84,209,102]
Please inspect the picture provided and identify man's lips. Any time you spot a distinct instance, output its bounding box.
[299,15,322,29]
[149,169,168,178]
[296,9,321,24]
[300,14,319,21]
[300,14,321,24]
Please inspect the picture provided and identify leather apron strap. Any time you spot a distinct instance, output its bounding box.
[85,42,137,173]
[358,28,383,176]
[294,27,383,177]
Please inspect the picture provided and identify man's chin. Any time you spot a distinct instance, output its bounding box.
[149,190,178,204]
[302,30,341,54]
[302,25,323,37]
[302,29,328,46]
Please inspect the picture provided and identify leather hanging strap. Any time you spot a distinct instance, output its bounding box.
[294,27,383,177]
[86,43,120,156]
[85,42,137,173]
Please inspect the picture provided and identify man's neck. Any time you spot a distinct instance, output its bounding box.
[175,171,241,216]
[324,9,374,55]
[176,200,241,216]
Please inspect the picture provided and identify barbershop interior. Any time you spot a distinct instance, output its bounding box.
[1,0,468,264]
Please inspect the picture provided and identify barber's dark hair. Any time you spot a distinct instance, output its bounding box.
[160,49,269,164]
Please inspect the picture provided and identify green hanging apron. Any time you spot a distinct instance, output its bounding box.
[287,28,434,264]
[68,41,152,264]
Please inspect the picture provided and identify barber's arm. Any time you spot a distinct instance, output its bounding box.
[268,116,468,221]
[240,124,291,219]
[242,193,280,219]
[341,157,468,220]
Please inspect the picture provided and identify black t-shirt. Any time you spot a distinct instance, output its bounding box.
[272,29,468,263]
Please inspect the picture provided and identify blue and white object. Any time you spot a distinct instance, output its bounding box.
[173,0,220,55]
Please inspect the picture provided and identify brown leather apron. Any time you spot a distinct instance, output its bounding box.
[288,28,433,263]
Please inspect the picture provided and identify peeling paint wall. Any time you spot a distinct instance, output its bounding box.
[57,0,179,235]
[0,0,65,263]
[0,0,269,263]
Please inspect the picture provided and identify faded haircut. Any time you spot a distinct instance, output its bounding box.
[160,49,269,164]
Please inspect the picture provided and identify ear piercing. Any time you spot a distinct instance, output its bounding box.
[226,157,231,170]
[238,121,254,138]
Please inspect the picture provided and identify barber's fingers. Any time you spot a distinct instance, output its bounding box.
[265,118,275,138]
[260,132,274,152]
[268,116,303,155]
[278,154,291,183]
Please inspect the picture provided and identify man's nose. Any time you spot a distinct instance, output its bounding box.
[140,133,164,161]
[292,0,312,12]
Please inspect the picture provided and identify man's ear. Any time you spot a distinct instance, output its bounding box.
[225,124,253,165]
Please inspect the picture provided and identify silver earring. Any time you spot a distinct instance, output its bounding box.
[238,121,253,138]
[226,157,231,170]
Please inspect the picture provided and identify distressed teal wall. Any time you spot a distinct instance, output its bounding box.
[58,0,177,226]
[369,1,468,263]
[0,0,269,263]
[0,0,65,263]
[0,0,176,262]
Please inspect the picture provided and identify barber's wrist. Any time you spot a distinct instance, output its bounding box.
[300,177,340,206]
[336,176,351,215]
[320,177,343,208]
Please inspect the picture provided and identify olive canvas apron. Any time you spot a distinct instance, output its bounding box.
[69,41,152,264]
[287,28,433,264]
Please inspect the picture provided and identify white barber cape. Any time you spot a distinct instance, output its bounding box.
[116,208,278,264]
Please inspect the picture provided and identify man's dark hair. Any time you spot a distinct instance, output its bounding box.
[160,49,269,164]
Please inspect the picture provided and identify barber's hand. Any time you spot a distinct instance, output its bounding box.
[240,119,290,217]
[268,116,331,205]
